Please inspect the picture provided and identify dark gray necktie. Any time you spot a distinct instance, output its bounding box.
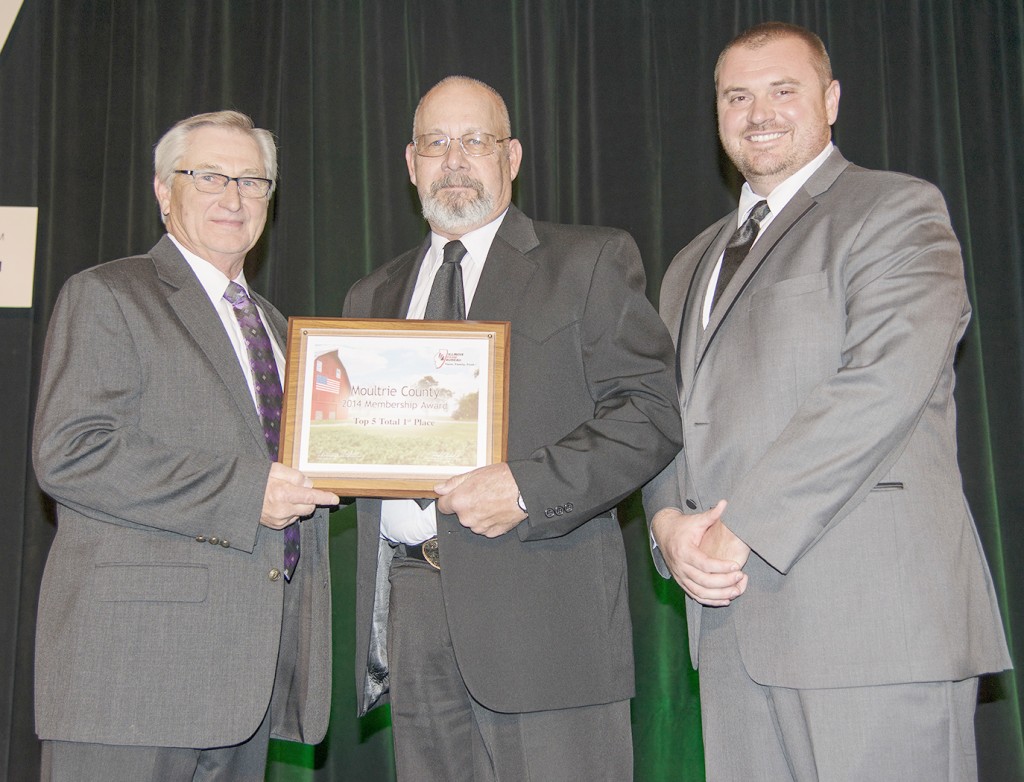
[710,200,770,313]
[416,240,468,510]
[424,240,468,320]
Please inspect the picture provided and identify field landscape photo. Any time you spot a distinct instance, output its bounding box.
[304,336,484,471]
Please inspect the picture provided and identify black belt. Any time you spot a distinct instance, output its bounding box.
[397,537,440,570]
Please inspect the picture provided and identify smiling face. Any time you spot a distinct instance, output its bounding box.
[154,125,270,279]
[716,35,840,195]
[406,79,522,239]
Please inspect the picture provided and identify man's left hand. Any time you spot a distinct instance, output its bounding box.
[434,462,527,537]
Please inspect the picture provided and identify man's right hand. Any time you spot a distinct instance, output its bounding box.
[260,462,340,529]
[650,500,748,606]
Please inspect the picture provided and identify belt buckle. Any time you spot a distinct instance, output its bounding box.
[422,537,440,570]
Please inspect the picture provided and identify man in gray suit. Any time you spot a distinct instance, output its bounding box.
[643,22,1011,781]
[33,111,339,781]
[343,76,682,780]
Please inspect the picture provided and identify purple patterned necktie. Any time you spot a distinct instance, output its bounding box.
[223,281,300,581]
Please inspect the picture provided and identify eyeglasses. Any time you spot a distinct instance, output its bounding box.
[411,132,511,158]
[173,170,274,198]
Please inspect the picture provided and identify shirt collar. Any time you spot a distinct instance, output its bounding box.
[737,142,834,224]
[167,233,248,304]
[428,207,509,267]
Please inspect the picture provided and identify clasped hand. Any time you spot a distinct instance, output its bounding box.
[650,499,750,606]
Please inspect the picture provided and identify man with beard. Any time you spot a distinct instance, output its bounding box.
[343,75,682,781]
[643,22,1010,780]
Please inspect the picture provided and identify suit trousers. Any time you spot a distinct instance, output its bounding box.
[386,555,633,782]
[698,603,980,781]
[40,559,305,782]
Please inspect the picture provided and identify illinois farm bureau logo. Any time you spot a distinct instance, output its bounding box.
[433,348,470,369]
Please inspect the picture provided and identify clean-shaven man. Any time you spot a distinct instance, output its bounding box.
[34,111,339,781]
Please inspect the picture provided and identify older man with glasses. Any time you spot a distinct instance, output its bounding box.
[33,110,339,782]
[343,75,683,781]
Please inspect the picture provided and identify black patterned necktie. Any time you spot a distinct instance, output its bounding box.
[223,281,300,582]
[424,240,468,320]
[710,200,770,313]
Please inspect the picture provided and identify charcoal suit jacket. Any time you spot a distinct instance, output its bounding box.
[344,205,683,715]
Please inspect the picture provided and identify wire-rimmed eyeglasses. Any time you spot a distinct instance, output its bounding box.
[173,170,273,198]
[411,133,511,158]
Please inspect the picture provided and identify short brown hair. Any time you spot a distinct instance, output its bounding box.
[715,22,833,90]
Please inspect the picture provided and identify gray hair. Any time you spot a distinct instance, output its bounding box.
[153,110,277,193]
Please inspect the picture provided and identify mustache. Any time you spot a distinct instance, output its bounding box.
[430,173,485,196]
[744,122,789,134]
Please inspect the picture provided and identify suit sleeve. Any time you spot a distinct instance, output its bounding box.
[641,461,683,579]
[724,179,969,573]
[508,231,684,540]
[33,271,270,551]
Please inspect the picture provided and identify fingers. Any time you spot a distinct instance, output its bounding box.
[434,464,524,536]
[652,499,749,605]
[434,472,468,498]
[261,464,340,529]
[680,572,748,607]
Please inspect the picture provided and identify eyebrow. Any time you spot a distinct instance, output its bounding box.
[189,162,265,175]
[720,78,804,96]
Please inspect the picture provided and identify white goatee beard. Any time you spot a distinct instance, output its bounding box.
[420,174,495,235]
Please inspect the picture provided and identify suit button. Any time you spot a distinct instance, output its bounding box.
[209,537,220,545]
[220,539,230,548]
[685,499,697,510]
[545,508,555,518]
[564,503,573,513]
[269,569,281,581]
[554,506,564,516]
[195,535,207,543]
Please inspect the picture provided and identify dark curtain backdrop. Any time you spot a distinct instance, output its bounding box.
[1,1,1022,779]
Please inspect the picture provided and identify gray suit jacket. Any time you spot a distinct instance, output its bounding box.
[644,148,1011,688]
[344,206,683,715]
[33,236,332,747]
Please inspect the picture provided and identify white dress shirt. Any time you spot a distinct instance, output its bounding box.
[169,234,286,407]
[380,209,509,545]
[701,142,835,328]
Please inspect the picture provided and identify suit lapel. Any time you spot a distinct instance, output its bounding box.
[695,148,851,371]
[468,206,539,321]
[374,206,539,324]
[371,238,430,318]
[677,220,732,390]
[150,236,270,457]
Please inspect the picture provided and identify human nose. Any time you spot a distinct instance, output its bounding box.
[441,138,470,170]
[747,95,775,125]
[217,179,243,209]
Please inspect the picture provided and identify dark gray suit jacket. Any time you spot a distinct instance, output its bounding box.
[344,206,683,715]
[644,149,1010,688]
[33,236,332,747]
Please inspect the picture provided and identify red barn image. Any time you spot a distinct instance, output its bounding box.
[310,350,352,421]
